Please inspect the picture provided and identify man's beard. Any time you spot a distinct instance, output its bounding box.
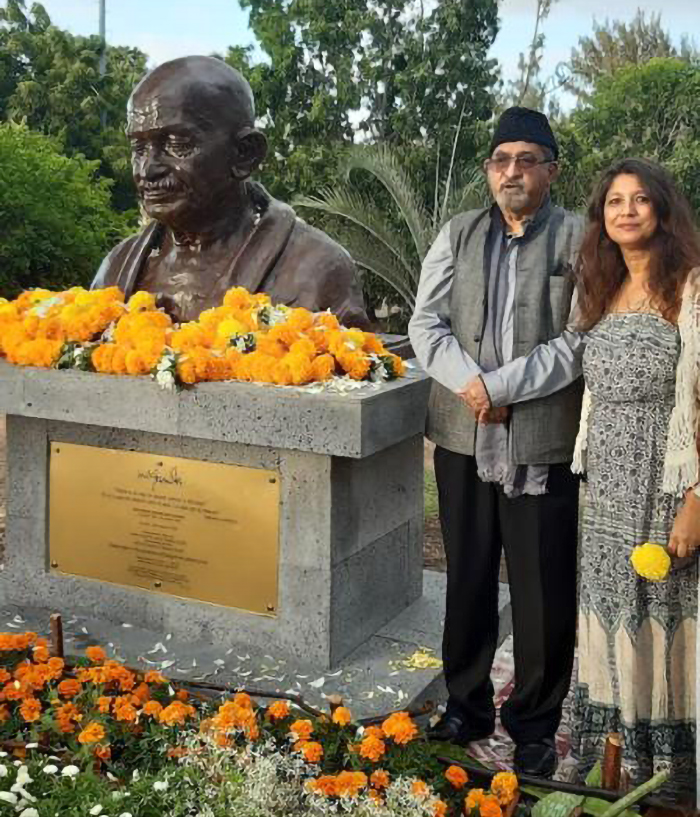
[496,185,533,214]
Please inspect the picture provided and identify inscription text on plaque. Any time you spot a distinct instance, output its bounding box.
[49,443,280,615]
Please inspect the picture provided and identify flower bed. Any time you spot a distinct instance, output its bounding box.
[0,632,521,817]
[0,287,405,390]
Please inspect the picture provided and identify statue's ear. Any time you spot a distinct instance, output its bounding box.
[231,128,268,180]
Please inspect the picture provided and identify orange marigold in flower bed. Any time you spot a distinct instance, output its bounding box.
[363,725,385,740]
[158,701,196,726]
[381,711,418,745]
[290,719,314,741]
[331,706,352,727]
[47,657,64,681]
[142,700,164,718]
[267,700,290,721]
[306,775,338,797]
[445,765,469,789]
[0,704,10,722]
[0,632,37,651]
[359,735,386,762]
[95,745,112,761]
[113,696,137,723]
[335,771,368,798]
[97,696,112,714]
[33,646,50,663]
[19,697,41,722]
[411,780,430,799]
[465,789,487,811]
[86,646,107,663]
[57,679,82,699]
[0,669,10,684]
[299,741,324,763]
[78,721,106,744]
[479,795,503,817]
[490,771,518,805]
[370,770,390,790]
[144,670,168,685]
[433,800,448,817]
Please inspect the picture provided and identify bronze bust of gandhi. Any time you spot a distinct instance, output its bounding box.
[92,56,369,328]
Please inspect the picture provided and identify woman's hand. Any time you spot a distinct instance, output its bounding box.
[668,490,700,558]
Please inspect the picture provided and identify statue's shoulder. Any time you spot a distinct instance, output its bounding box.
[91,225,156,291]
[289,217,355,276]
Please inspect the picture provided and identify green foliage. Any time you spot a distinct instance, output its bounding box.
[0,0,148,212]
[225,0,500,205]
[0,123,128,296]
[557,59,700,214]
[565,11,699,102]
[295,144,490,320]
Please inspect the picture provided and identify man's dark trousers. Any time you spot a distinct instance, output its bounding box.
[434,446,579,744]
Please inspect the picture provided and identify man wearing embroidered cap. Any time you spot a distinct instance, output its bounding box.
[409,107,584,777]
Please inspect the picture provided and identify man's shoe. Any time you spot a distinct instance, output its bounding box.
[513,738,557,778]
[426,712,493,745]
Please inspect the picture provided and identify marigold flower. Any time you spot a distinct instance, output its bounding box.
[490,771,518,804]
[433,800,448,817]
[335,771,368,797]
[47,657,64,681]
[158,701,196,726]
[381,711,418,745]
[57,679,82,699]
[631,542,671,581]
[364,725,385,740]
[479,795,503,817]
[267,700,290,721]
[445,765,469,789]
[332,706,352,727]
[113,696,137,722]
[141,700,164,718]
[359,735,386,762]
[370,770,390,790]
[86,646,107,664]
[307,775,337,797]
[299,740,323,763]
[290,719,314,741]
[78,721,106,744]
[94,745,111,761]
[411,780,430,798]
[97,696,112,714]
[144,670,168,685]
[33,646,50,664]
[0,704,10,722]
[19,697,42,722]
[465,788,487,810]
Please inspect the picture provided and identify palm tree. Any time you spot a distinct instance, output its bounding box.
[294,141,490,313]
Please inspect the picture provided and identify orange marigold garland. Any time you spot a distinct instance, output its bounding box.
[0,285,406,390]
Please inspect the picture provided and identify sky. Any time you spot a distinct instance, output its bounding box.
[33,0,700,108]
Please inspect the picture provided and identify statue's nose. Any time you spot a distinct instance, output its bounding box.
[136,146,168,180]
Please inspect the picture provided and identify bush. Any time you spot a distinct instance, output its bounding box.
[0,123,129,297]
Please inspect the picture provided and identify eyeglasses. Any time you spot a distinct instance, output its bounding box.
[484,154,555,172]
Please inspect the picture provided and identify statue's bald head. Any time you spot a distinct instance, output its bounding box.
[128,56,256,136]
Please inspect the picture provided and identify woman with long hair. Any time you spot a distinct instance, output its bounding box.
[572,158,700,800]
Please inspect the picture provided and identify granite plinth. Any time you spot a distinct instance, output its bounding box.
[0,361,430,668]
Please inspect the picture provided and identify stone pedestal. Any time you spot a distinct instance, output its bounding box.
[0,361,430,668]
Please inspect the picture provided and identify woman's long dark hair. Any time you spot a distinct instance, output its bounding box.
[575,158,700,330]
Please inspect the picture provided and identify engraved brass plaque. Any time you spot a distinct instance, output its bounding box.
[49,443,280,616]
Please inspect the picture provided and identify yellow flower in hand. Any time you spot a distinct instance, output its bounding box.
[631,542,671,582]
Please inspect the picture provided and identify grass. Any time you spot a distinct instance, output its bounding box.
[424,468,439,519]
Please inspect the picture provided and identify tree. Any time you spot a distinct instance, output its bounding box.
[226,0,500,205]
[500,0,561,117]
[0,0,147,212]
[565,11,699,102]
[0,123,128,296]
[295,142,490,324]
[558,59,700,213]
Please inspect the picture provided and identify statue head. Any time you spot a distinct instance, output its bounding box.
[126,56,268,231]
